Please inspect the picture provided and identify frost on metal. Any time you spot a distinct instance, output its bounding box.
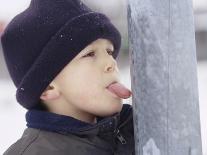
[127,0,203,154]
[143,138,160,155]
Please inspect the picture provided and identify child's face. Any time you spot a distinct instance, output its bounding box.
[42,38,123,118]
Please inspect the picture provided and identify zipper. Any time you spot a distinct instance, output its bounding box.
[118,110,133,129]
[114,129,127,144]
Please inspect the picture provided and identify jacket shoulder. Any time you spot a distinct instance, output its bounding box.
[4,128,103,155]
[3,128,77,155]
[3,128,40,155]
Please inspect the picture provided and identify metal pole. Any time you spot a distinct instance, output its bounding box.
[127,0,203,154]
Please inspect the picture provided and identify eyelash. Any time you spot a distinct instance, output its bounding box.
[83,49,114,57]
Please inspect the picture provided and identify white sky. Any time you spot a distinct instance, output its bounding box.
[0,0,30,21]
[0,0,206,21]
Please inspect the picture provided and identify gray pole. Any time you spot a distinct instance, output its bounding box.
[127,0,203,155]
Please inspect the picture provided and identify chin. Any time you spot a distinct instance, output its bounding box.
[102,102,123,116]
[116,102,123,113]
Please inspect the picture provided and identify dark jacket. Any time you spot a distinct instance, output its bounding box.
[3,104,135,155]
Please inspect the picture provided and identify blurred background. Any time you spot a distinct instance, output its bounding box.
[0,0,206,154]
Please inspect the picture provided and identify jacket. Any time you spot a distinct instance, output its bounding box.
[3,104,135,155]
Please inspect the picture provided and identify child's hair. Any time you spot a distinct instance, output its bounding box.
[33,102,48,111]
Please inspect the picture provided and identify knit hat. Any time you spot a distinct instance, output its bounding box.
[1,0,121,109]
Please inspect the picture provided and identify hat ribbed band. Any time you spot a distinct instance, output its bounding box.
[16,12,121,109]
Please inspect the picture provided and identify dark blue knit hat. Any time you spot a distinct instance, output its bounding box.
[1,0,121,109]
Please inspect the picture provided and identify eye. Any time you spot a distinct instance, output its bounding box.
[83,51,95,57]
[107,49,114,55]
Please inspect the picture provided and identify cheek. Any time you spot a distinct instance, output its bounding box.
[61,69,102,99]
[63,80,102,111]
[74,68,102,90]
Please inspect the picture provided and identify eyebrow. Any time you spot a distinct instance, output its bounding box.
[85,46,114,53]
[108,44,114,50]
[105,44,114,52]
[106,48,114,52]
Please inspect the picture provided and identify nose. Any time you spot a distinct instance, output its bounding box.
[104,57,118,73]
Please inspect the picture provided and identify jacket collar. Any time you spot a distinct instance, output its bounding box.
[26,104,132,136]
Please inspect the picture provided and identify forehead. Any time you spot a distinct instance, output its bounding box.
[86,38,114,49]
[74,38,114,59]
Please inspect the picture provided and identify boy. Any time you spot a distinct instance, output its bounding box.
[1,0,135,154]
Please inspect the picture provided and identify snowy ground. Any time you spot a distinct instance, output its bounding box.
[0,62,206,154]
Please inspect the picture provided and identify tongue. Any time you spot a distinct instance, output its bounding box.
[107,82,132,99]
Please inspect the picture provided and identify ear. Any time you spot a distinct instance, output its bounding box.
[40,84,60,101]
